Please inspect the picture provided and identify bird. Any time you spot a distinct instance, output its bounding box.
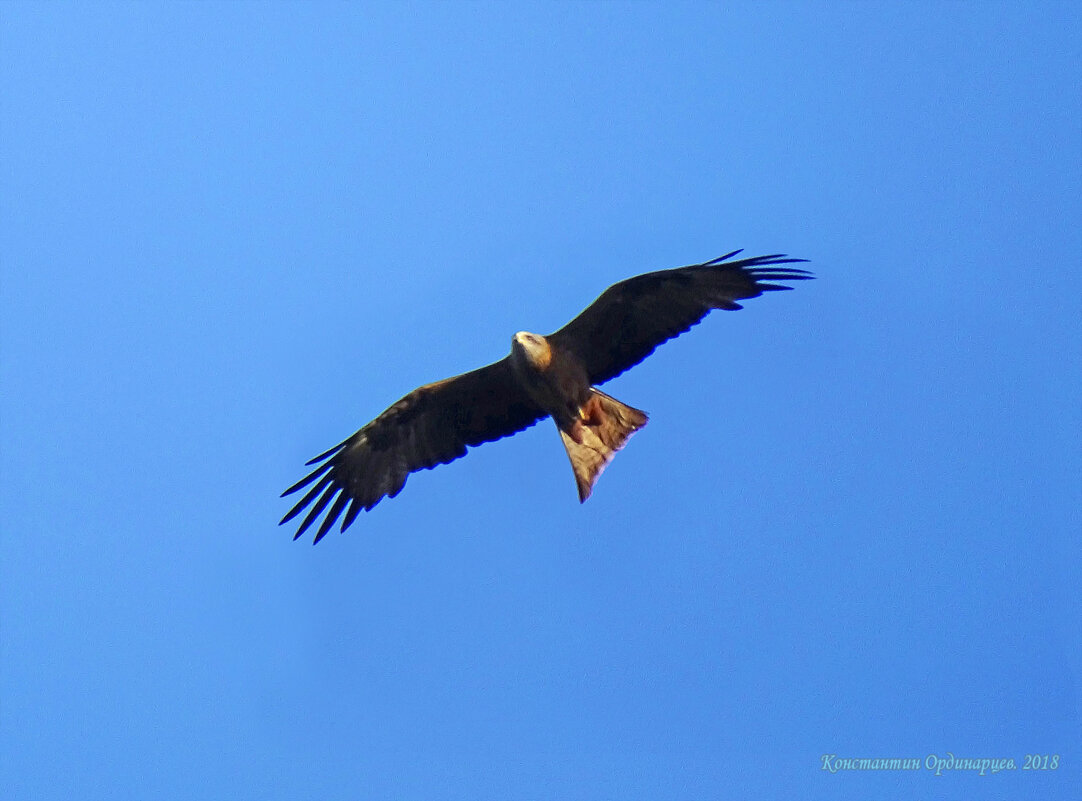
[281,249,812,543]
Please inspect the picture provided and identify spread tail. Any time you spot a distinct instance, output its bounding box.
[557,389,648,502]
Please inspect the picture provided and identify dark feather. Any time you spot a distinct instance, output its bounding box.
[548,252,813,385]
[281,358,546,543]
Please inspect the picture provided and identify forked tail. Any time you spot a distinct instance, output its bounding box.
[558,389,648,502]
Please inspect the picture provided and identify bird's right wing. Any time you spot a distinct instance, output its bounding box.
[280,358,546,543]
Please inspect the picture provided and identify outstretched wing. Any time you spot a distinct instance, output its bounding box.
[547,250,813,385]
[280,358,545,543]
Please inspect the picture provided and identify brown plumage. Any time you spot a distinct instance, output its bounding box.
[281,250,812,543]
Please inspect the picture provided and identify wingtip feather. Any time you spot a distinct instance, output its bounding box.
[281,460,334,497]
[312,494,349,544]
[703,248,744,265]
[341,497,364,532]
[291,485,339,542]
[305,440,347,466]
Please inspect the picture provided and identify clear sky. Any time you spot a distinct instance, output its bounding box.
[2,2,1080,799]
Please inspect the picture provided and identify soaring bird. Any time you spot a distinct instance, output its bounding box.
[281,250,812,543]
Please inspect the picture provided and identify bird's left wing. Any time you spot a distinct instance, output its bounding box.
[281,358,546,543]
[548,251,813,386]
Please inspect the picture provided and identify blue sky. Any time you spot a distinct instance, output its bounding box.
[2,2,1080,799]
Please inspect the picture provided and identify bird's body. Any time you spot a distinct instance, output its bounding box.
[281,250,812,543]
[510,330,649,501]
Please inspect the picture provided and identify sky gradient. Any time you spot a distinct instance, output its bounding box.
[2,2,1080,799]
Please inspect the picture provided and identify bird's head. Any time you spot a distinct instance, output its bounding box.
[511,331,552,372]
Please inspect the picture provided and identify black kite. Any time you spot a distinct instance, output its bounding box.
[282,250,812,543]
